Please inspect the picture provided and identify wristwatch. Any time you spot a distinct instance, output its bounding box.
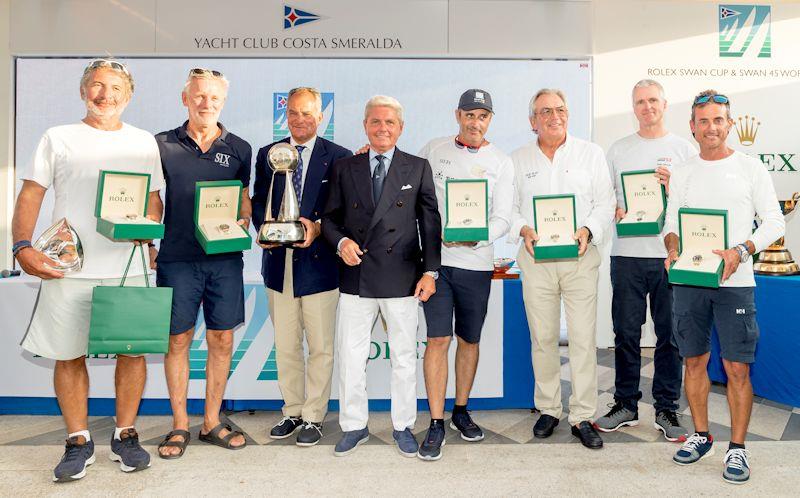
[424,271,439,281]
[735,243,751,263]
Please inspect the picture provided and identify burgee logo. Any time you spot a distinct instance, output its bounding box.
[719,4,771,58]
[284,5,323,29]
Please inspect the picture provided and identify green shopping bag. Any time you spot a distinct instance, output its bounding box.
[88,244,172,354]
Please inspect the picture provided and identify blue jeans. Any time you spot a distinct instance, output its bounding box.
[610,256,681,413]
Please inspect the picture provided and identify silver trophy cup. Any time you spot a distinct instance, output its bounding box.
[33,217,84,273]
[258,142,306,244]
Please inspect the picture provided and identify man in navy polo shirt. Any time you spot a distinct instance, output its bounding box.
[252,87,352,446]
[150,68,252,458]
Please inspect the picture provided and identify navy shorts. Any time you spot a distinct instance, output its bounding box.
[156,258,245,335]
[672,285,759,363]
[422,266,493,344]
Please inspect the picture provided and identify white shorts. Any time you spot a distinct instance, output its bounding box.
[21,276,145,361]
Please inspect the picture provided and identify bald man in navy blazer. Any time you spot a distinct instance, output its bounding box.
[251,87,352,447]
[322,95,441,458]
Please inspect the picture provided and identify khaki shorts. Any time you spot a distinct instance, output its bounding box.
[21,276,145,361]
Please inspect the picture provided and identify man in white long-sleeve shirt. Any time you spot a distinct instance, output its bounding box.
[665,90,784,484]
[417,89,514,461]
[508,88,616,449]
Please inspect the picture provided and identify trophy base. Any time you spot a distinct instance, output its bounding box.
[258,221,306,245]
[753,247,800,276]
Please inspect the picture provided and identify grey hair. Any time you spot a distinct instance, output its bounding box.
[631,79,666,102]
[528,88,567,117]
[288,87,323,114]
[80,62,134,98]
[691,89,731,121]
[364,95,404,123]
[183,71,230,93]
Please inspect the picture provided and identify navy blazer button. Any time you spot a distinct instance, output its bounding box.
[388,228,396,232]
[353,203,358,208]
[396,201,403,207]
[387,247,392,253]
[358,228,364,233]
[363,248,368,253]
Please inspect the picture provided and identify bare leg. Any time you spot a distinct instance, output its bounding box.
[54,357,89,434]
[722,359,752,445]
[454,337,479,406]
[423,337,451,419]
[202,329,244,448]
[683,353,711,433]
[114,355,146,428]
[160,329,193,456]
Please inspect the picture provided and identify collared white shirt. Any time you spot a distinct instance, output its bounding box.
[508,135,616,246]
[289,135,317,197]
[369,147,396,175]
[420,136,514,271]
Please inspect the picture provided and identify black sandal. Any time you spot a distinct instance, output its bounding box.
[158,429,191,459]
[198,423,246,450]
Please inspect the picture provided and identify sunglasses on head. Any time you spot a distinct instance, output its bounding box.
[693,94,729,105]
[189,67,224,78]
[84,59,129,75]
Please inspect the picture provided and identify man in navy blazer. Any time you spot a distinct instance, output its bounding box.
[251,87,352,447]
[322,95,441,458]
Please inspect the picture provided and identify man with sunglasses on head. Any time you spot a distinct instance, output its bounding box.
[509,88,616,450]
[415,89,513,461]
[664,90,783,484]
[13,59,164,481]
[151,68,252,459]
[595,80,695,442]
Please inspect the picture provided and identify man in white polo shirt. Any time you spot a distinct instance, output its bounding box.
[595,79,695,441]
[665,90,783,484]
[509,88,615,450]
[416,89,514,461]
[12,60,164,482]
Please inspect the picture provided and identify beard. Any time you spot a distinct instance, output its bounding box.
[85,99,126,120]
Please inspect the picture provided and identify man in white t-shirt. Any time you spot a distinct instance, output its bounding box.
[595,80,695,441]
[12,60,164,482]
[508,89,616,450]
[416,89,514,461]
[665,90,783,484]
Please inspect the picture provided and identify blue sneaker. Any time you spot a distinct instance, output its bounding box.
[417,421,446,461]
[450,411,484,442]
[723,448,751,484]
[673,433,715,465]
[334,428,369,457]
[392,428,419,457]
[53,436,95,482]
[110,428,151,472]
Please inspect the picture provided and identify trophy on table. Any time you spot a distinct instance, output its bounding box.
[258,143,306,244]
[33,217,84,273]
[754,192,800,275]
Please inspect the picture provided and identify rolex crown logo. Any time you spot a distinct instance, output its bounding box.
[735,115,760,146]
[701,225,708,232]
[642,184,647,191]
[215,196,222,203]
[119,187,127,195]
[464,193,471,201]
[552,210,558,216]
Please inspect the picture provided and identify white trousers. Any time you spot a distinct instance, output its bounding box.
[337,293,419,432]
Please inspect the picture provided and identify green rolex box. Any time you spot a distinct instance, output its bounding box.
[444,179,489,242]
[95,170,165,241]
[532,194,579,260]
[668,208,728,288]
[195,180,251,254]
[616,169,667,237]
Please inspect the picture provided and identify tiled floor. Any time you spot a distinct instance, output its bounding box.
[3,347,798,447]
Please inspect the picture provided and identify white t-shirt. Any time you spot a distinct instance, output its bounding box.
[607,132,696,258]
[665,150,784,288]
[22,122,165,279]
[419,136,514,271]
